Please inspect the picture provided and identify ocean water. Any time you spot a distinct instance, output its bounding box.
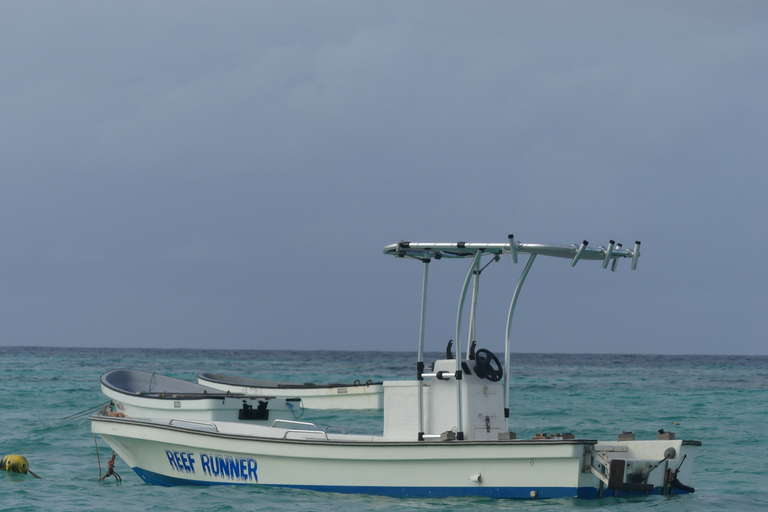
[1,347,767,512]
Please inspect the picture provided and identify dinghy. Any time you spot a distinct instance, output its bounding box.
[100,369,301,423]
[197,373,383,410]
[91,235,701,499]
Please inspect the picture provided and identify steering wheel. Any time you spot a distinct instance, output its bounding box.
[473,349,503,382]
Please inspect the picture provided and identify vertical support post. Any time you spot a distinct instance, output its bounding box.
[454,251,482,440]
[467,256,481,359]
[417,256,430,440]
[503,254,537,428]
[456,251,482,359]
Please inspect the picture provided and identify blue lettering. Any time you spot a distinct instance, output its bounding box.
[165,451,177,471]
[219,456,230,478]
[248,459,258,482]
[201,453,211,475]
[198,453,258,481]
[239,459,247,480]
[166,451,197,474]
[229,456,240,479]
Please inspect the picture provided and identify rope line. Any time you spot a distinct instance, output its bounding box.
[61,401,111,420]
[94,435,121,482]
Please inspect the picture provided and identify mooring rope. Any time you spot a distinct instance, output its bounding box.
[97,453,121,482]
[61,401,111,421]
[94,435,121,482]
[94,435,102,478]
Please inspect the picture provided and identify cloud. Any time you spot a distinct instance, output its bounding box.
[1,1,766,353]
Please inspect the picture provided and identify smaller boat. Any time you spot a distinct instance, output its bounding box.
[197,373,384,410]
[100,369,301,424]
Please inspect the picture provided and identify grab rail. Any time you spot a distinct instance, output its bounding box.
[168,419,219,432]
[420,371,460,380]
[283,429,328,440]
[271,419,319,430]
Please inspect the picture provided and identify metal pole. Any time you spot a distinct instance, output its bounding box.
[417,257,430,439]
[503,254,536,428]
[455,251,482,440]
[467,257,481,359]
[456,251,482,359]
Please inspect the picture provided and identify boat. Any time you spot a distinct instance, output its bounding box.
[197,373,384,410]
[91,235,701,499]
[100,369,302,423]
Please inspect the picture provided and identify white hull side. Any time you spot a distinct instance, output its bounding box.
[91,416,698,499]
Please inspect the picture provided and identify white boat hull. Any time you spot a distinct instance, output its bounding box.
[88,236,703,500]
[100,370,300,424]
[91,415,700,499]
[103,386,299,423]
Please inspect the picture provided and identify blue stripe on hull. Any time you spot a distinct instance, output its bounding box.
[132,467,577,498]
[131,467,691,499]
[593,487,692,498]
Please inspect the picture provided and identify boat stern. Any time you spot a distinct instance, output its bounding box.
[585,434,701,497]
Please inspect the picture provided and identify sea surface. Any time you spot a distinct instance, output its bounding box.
[1,347,766,512]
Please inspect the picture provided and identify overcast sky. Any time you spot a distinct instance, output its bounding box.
[1,1,766,355]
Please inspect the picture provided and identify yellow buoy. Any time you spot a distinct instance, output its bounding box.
[1,455,41,478]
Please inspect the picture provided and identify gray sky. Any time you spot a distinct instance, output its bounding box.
[2,1,766,355]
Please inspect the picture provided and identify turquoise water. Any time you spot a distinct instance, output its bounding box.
[1,347,767,511]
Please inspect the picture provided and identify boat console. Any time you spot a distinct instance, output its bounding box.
[382,235,642,442]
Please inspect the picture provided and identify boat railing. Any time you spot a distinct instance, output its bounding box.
[272,419,319,430]
[168,418,219,432]
[272,420,348,440]
[283,429,329,440]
